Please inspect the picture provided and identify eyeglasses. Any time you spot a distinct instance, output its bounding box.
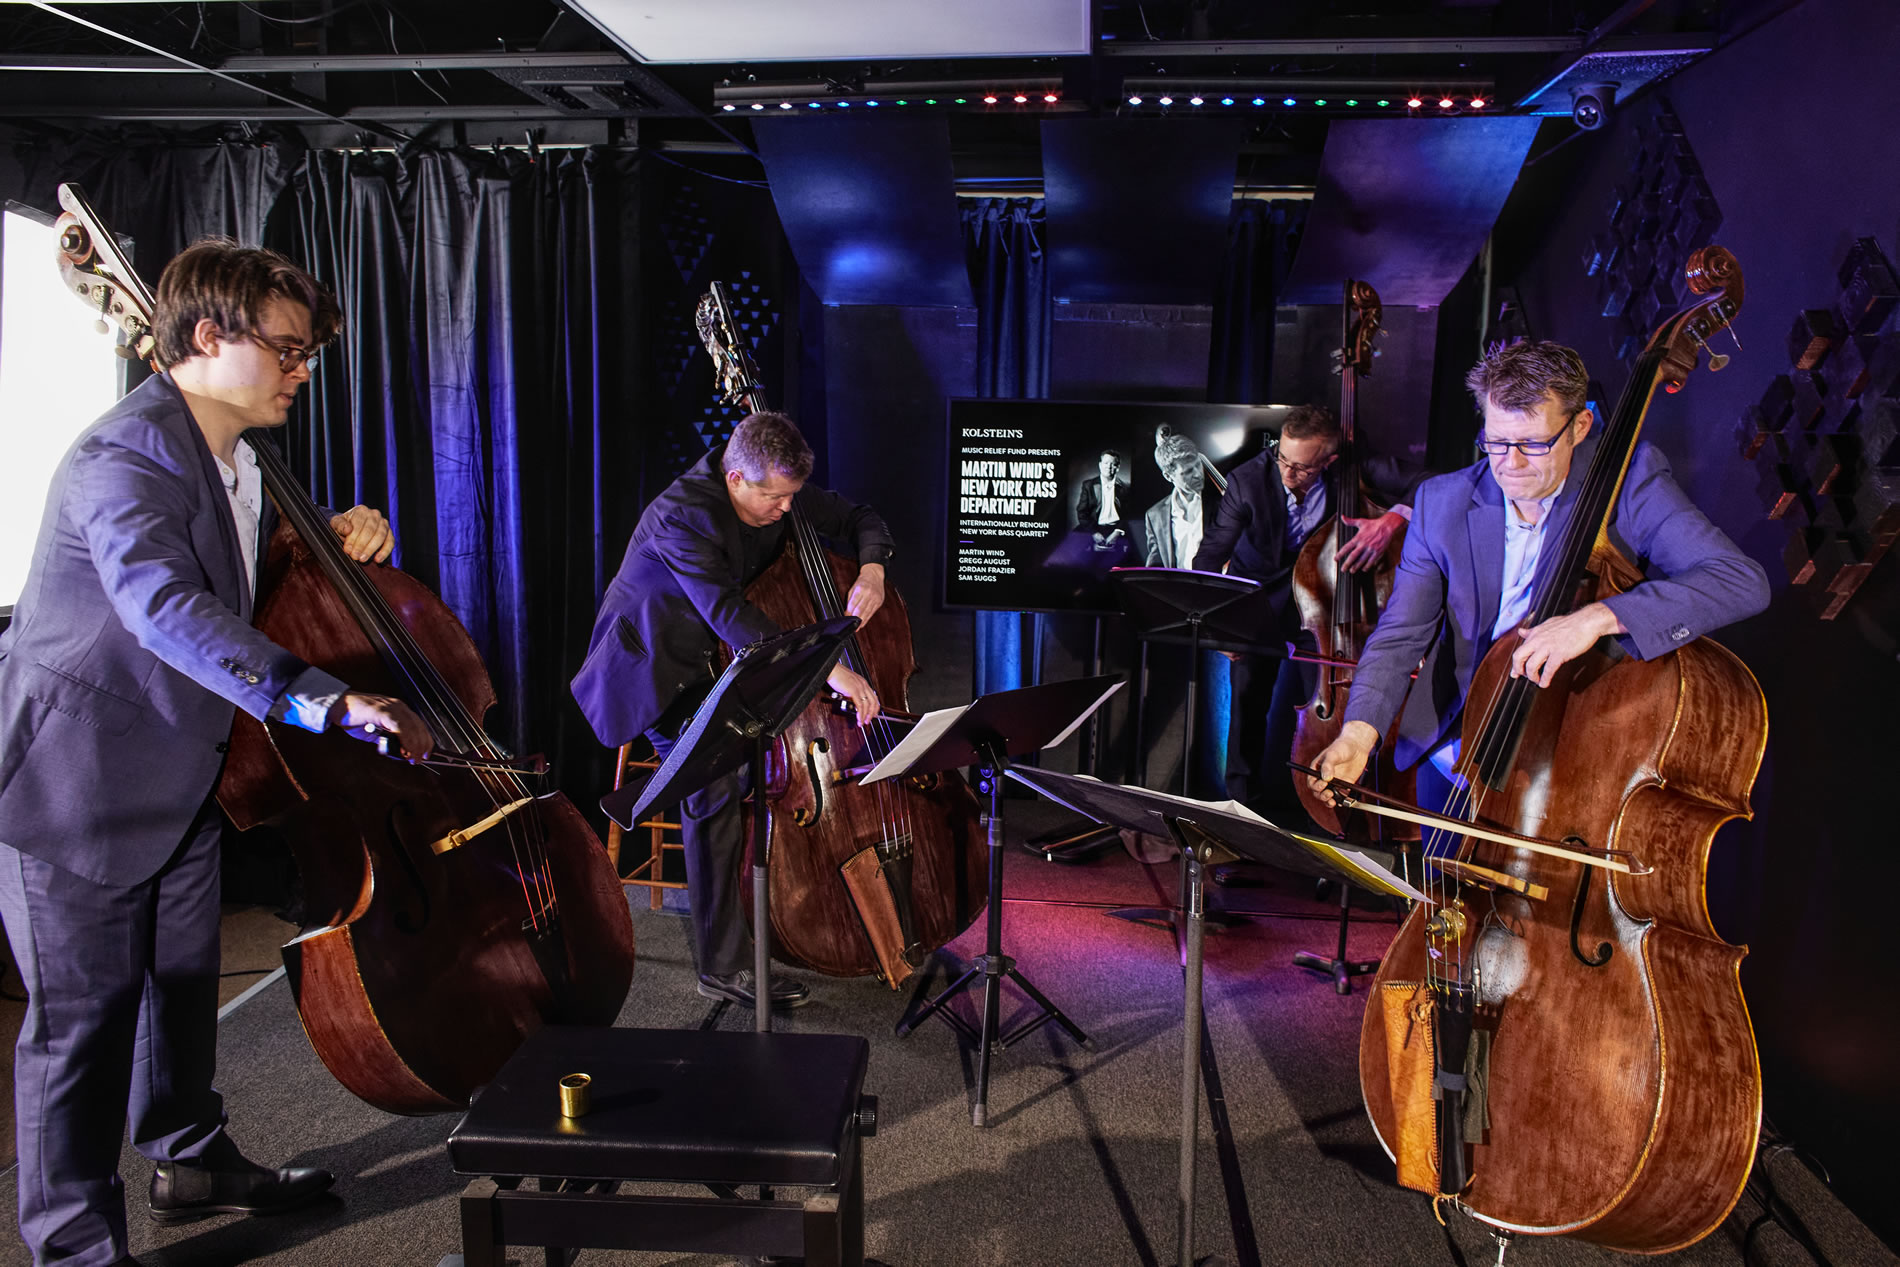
[1476,411,1578,457]
[1270,442,1334,477]
[249,333,321,374]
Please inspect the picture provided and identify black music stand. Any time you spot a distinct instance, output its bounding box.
[1108,567,1282,933]
[1004,767,1424,1267]
[872,676,1123,1127]
[603,616,858,1035]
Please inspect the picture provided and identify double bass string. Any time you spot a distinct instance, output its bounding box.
[252,438,561,932]
[1423,336,1673,993]
[786,503,914,860]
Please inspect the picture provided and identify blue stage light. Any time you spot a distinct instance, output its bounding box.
[1158,95,1173,106]
[1282,97,1295,106]
[1189,96,1204,106]
[1254,97,1268,106]
[1221,97,1234,106]
[1128,95,1143,105]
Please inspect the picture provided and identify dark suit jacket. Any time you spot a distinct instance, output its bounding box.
[571,446,895,749]
[1142,488,1220,568]
[0,373,331,886]
[1074,474,1133,532]
[1192,448,1422,629]
[1342,434,1771,768]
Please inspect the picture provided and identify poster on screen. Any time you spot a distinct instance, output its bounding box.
[942,398,1291,615]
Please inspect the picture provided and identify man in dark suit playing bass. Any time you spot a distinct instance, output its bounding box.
[1193,404,1420,821]
[571,411,888,1011]
[0,240,433,1267]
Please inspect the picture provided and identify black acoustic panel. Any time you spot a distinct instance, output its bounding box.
[755,116,971,307]
[1282,117,1540,307]
[1041,118,1244,306]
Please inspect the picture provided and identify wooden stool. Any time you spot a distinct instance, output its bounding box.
[605,742,685,910]
[444,1025,874,1267]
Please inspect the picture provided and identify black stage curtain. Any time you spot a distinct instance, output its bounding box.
[1209,198,1308,405]
[274,147,645,805]
[961,197,1050,699]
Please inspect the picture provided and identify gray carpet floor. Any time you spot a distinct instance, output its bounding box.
[0,802,1888,1267]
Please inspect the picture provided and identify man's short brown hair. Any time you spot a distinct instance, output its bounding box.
[153,239,340,370]
[1279,404,1340,449]
[1465,339,1589,417]
[724,411,815,484]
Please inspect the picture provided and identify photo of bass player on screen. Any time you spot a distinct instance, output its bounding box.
[1046,448,1137,575]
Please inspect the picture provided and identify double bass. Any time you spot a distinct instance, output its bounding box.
[1348,247,1761,1252]
[695,284,986,987]
[54,185,634,1115]
[1289,279,1418,837]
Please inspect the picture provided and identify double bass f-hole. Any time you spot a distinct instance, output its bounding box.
[1567,834,1615,969]
[794,738,828,827]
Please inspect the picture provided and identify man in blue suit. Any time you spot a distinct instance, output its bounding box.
[0,240,433,1267]
[1310,340,1769,807]
[572,410,886,1011]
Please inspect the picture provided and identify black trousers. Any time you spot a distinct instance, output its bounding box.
[644,720,752,980]
[1224,633,1318,827]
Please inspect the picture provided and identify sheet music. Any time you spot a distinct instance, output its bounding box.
[1011,772,1429,904]
[861,704,969,784]
[1044,679,1123,750]
[862,680,1123,786]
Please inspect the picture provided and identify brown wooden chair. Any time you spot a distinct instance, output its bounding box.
[605,742,684,910]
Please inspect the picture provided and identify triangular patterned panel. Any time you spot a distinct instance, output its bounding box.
[661,188,716,286]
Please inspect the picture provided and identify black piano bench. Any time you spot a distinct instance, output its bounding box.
[442,1025,875,1267]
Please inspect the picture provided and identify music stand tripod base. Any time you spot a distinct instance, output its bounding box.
[1292,879,1381,994]
[873,678,1120,1127]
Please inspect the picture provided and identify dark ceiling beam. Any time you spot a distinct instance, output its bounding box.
[22,0,413,144]
[0,51,630,74]
[0,103,607,122]
[1098,36,1585,57]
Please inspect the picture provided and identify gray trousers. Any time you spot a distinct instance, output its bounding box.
[0,794,234,1267]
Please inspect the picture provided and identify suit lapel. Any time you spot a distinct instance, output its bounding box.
[1467,474,1504,642]
[166,376,250,619]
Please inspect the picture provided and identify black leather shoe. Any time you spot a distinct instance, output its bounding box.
[697,968,811,1008]
[149,1154,334,1224]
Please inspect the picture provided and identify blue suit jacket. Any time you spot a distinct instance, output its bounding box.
[1342,433,1771,769]
[571,446,895,750]
[0,373,324,886]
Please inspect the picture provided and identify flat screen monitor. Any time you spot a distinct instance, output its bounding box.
[0,204,125,614]
[943,398,1292,615]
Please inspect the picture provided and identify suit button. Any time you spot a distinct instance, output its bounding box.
[1669,624,1691,642]
[246,673,260,684]
[215,741,229,753]
[218,657,233,670]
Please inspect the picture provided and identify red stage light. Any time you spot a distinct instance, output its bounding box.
[1438,97,1455,109]
[983,94,998,105]
[1470,96,1487,109]
[1044,93,1059,104]
[1406,97,1423,109]
[1013,94,1028,104]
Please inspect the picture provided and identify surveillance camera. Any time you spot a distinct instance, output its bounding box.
[1570,82,1618,131]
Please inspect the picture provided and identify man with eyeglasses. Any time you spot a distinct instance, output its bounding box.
[1309,339,1768,818]
[1192,404,1421,819]
[0,239,433,1267]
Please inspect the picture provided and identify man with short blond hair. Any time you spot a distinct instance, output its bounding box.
[1312,339,1769,808]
